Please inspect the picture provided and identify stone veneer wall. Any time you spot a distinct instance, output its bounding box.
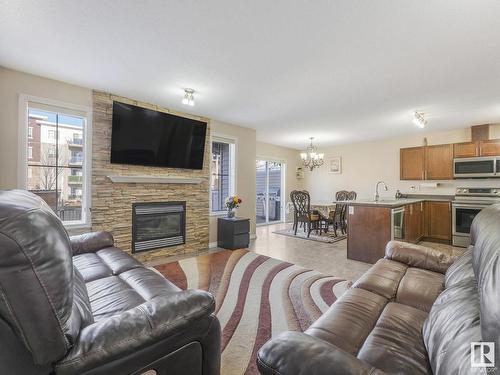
[91,90,210,262]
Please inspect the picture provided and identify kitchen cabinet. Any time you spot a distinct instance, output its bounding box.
[404,202,424,243]
[400,147,425,180]
[425,144,454,180]
[454,142,479,158]
[425,201,452,242]
[479,139,500,156]
[400,144,453,181]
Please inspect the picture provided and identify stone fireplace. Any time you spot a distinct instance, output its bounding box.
[91,91,210,262]
[132,202,186,253]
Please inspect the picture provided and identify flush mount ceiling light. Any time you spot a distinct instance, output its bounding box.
[300,137,324,171]
[412,111,427,128]
[182,88,195,106]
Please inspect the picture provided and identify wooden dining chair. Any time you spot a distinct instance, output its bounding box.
[347,191,357,200]
[335,190,349,201]
[329,202,347,236]
[290,190,325,237]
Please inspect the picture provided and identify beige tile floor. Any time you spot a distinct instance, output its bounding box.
[146,222,464,282]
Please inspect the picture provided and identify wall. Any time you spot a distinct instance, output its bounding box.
[209,120,257,244]
[0,67,92,188]
[256,141,305,221]
[91,91,211,262]
[303,126,500,201]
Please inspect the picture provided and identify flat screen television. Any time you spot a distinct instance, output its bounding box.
[110,101,207,169]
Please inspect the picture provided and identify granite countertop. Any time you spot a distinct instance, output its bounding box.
[340,194,454,208]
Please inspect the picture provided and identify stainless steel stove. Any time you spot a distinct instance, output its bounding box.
[452,187,500,247]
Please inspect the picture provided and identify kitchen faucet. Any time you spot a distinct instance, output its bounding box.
[374,181,388,202]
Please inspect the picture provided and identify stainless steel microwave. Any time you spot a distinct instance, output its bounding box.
[453,156,499,178]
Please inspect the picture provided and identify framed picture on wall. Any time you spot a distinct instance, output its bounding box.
[328,157,342,174]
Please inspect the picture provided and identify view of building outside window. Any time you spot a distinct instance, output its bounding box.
[211,141,232,212]
[26,108,85,223]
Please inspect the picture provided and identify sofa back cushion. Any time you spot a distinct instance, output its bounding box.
[470,204,500,364]
[0,190,82,365]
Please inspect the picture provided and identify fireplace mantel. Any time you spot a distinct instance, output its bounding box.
[107,175,204,184]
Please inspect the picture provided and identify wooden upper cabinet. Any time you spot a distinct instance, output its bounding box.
[479,139,500,156]
[454,142,479,158]
[400,147,424,180]
[425,144,454,180]
[426,201,452,242]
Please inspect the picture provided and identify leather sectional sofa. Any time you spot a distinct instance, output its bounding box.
[258,204,500,375]
[0,190,221,375]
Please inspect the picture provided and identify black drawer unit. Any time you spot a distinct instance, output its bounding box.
[217,217,250,250]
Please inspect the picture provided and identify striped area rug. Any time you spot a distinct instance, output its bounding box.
[154,249,351,375]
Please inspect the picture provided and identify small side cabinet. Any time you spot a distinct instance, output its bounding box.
[217,217,250,250]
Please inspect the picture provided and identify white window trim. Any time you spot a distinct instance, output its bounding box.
[210,133,237,216]
[18,94,93,229]
[28,126,33,139]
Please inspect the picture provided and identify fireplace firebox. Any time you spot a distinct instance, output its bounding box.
[132,201,186,253]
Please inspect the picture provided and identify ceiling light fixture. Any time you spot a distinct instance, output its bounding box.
[182,88,195,106]
[300,137,324,171]
[413,111,427,128]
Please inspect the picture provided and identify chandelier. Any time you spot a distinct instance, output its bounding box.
[300,137,324,171]
[412,111,426,128]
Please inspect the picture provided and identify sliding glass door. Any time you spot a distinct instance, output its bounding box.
[256,160,284,225]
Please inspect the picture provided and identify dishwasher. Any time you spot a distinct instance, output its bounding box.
[391,206,405,240]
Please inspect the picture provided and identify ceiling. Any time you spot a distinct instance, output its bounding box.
[2,1,500,150]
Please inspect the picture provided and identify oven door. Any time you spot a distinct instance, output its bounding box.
[453,157,496,178]
[452,203,488,237]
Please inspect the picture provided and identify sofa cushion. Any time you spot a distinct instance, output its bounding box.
[306,288,387,355]
[470,204,500,354]
[395,267,444,312]
[352,259,407,299]
[358,302,431,375]
[423,276,481,374]
[353,258,444,312]
[0,190,82,365]
[445,246,474,287]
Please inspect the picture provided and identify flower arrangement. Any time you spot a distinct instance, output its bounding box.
[225,195,242,218]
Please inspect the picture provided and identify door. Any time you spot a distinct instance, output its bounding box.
[479,139,500,156]
[453,204,484,236]
[454,142,479,158]
[425,144,454,180]
[400,147,425,180]
[256,160,284,225]
[427,201,452,241]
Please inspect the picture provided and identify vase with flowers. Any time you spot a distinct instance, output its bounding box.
[225,195,242,218]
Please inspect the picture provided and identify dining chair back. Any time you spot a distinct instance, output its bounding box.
[335,190,349,201]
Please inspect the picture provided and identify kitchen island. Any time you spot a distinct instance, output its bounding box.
[345,196,453,263]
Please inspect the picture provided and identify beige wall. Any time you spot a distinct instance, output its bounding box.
[256,141,305,221]
[303,126,500,201]
[0,67,92,188]
[209,120,257,244]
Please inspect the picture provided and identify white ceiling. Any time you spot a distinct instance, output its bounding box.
[2,1,500,150]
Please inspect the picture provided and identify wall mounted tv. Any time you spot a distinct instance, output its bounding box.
[110,101,207,170]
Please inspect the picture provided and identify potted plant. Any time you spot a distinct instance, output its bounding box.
[226,195,242,218]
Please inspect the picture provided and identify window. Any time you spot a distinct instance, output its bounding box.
[23,99,90,227]
[210,137,236,213]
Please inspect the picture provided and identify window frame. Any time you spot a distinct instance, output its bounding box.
[209,133,237,215]
[18,94,93,230]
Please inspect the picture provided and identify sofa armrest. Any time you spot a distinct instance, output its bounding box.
[55,290,215,375]
[70,231,114,255]
[384,240,455,274]
[257,331,379,375]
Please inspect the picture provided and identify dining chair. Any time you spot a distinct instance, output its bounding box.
[347,191,357,200]
[329,202,347,236]
[290,190,326,237]
[335,190,349,201]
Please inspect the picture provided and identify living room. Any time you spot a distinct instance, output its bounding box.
[1,2,500,375]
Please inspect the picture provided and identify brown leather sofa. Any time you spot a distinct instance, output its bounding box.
[258,204,500,374]
[0,190,221,375]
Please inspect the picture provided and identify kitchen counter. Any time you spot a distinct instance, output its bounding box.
[337,195,453,208]
[345,195,453,264]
